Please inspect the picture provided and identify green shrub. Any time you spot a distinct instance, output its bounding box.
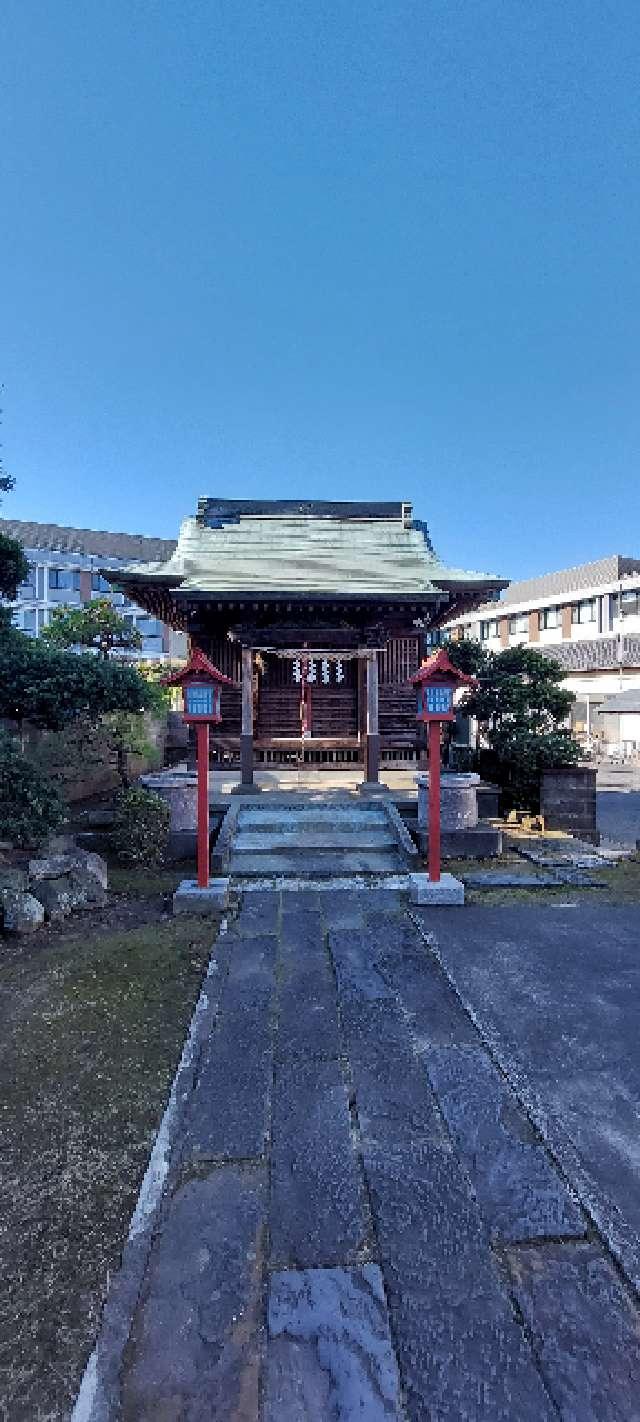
[0,735,65,846]
[110,786,170,867]
[0,624,154,731]
[447,640,581,813]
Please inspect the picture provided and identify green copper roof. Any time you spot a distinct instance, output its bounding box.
[114,505,504,600]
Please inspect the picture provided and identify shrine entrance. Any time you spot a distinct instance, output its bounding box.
[255,650,359,767]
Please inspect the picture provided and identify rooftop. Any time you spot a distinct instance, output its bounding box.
[114,498,504,601]
[0,518,177,565]
[445,554,640,621]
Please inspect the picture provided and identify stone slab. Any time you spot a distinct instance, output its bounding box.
[182,934,277,1162]
[426,1046,585,1242]
[236,889,280,935]
[172,877,230,914]
[409,872,465,905]
[239,807,387,826]
[121,1167,266,1421]
[328,928,396,1003]
[270,1057,367,1267]
[338,994,446,1148]
[506,1240,640,1421]
[372,924,480,1048]
[264,1266,402,1420]
[363,1139,556,1421]
[280,901,324,953]
[277,953,341,1061]
[234,829,396,850]
[230,849,405,877]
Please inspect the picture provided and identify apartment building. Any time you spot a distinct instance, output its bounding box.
[0,518,188,663]
[439,555,640,752]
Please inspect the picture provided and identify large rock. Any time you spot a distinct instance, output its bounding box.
[0,867,28,893]
[73,850,108,889]
[33,867,107,917]
[28,849,108,890]
[28,854,77,880]
[68,868,108,909]
[32,876,75,922]
[1,889,45,934]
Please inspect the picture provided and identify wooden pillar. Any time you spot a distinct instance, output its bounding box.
[241,646,254,786]
[365,651,380,783]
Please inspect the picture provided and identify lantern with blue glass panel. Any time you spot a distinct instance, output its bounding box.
[412,647,472,724]
[166,647,233,724]
[410,648,476,882]
[164,649,236,889]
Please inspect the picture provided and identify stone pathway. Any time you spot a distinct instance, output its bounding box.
[76,887,640,1421]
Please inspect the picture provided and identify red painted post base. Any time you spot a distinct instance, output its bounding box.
[428,719,441,883]
[196,721,210,890]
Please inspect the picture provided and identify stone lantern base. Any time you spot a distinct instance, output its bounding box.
[173,878,230,915]
[409,872,465,906]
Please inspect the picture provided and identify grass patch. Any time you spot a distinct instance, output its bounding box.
[107,860,187,898]
[0,905,219,1421]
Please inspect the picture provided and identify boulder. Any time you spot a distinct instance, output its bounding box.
[0,867,28,893]
[1,888,45,934]
[68,868,108,909]
[75,850,108,889]
[28,849,108,889]
[32,876,74,922]
[28,854,76,880]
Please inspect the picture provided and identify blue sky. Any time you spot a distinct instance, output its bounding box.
[1,0,639,578]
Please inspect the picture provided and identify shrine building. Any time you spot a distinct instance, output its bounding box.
[112,498,505,785]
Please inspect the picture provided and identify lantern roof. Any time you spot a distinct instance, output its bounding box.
[411,647,476,688]
[163,646,235,687]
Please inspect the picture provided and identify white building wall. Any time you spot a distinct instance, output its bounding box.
[11,543,187,663]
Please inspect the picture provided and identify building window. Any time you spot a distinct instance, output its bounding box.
[508,614,528,636]
[49,568,81,591]
[22,609,37,635]
[91,573,112,593]
[571,598,597,625]
[137,616,162,637]
[538,606,561,631]
[480,619,498,640]
[618,589,640,618]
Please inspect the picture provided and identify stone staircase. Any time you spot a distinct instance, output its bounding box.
[223,799,417,878]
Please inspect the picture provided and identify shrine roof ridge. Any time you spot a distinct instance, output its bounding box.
[196,497,412,525]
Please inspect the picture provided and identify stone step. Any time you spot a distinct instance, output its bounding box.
[229,848,407,878]
[238,808,388,828]
[233,829,397,851]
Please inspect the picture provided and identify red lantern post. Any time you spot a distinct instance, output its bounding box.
[411,649,476,883]
[164,650,234,889]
